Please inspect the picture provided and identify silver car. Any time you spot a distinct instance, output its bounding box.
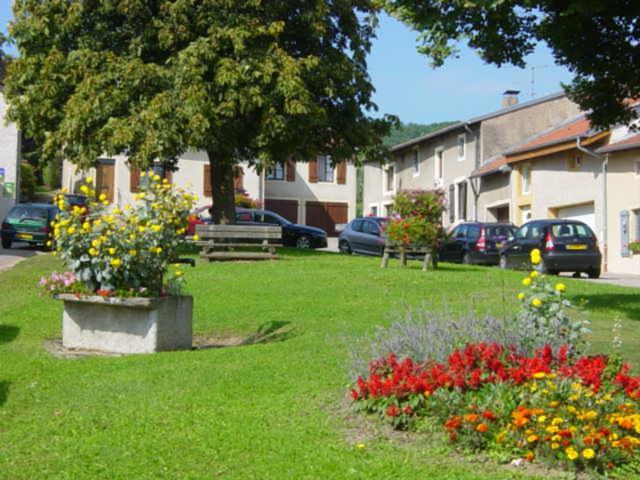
[338,217,388,255]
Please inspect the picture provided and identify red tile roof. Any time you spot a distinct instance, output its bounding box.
[506,116,593,156]
[471,156,508,177]
[597,133,640,153]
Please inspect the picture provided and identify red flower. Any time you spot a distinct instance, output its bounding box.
[386,405,399,418]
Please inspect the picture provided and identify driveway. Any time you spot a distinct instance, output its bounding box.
[560,272,640,289]
[0,243,42,272]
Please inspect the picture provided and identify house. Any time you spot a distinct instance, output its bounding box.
[363,91,582,226]
[61,152,356,235]
[0,87,21,222]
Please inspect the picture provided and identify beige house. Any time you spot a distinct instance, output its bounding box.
[0,88,21,221]
[62,152,356,235]
[364,91,581,227]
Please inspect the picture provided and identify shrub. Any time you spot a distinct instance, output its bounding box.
[43,157,62,189]
[384,190,446,249]
[235,194,260,209]
[19,162,36,200]
[50,173,196,296]
[629,241,640,255]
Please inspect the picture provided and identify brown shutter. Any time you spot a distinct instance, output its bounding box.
[233,166,244,191]
[449,184,455,223]
[286,157,296,182]
[336,162,346,184]
[130,167,140,193]
[165,169,173,184]
[308,158,318,183]
[204,165,212,197]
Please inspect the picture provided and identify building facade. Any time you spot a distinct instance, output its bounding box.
[0,89,21,222]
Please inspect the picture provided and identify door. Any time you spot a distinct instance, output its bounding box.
[557,203,596,233]
[304,201,348,236]
[95,162,115,203]
[360,219,384,255]
[508,221,544,268]
[265,199,298,223]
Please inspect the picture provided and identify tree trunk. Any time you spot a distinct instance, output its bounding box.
[206,149,236,225]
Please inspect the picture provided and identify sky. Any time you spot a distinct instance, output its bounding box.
[0,6,574,126]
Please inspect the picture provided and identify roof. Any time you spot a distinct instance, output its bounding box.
[597,133,640,153]
[470,155,509,178]
[390,91,567,152]
[505,115,596,156]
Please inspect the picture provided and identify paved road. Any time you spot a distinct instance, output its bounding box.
[0,243,42,272]
[559,271,640,289]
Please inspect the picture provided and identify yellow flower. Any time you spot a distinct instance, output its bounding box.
[566,447,578,461]
[530,270,538,278]
[153,174,161,182]
[517,292,525,301]
[139,193,146,200]
[530,248,541,265]
[80,185,89,194]
[551,417,563,425]
[82,222,90,230]
[582,448,595,459]
[140,171,146,177]
[537,415,547,423]
[129,249,137,256]
[527,434,539,443]
[133,194,139,201]
[356,443,365,450]
[46,240,52,247]
[533,372,546,379]
[110,258,122,268]
[175,271,183,277]
[522,277,532,287]
[138,226,146,233]
[555,283,566,293]
[99,193,107,202]
[108,248,116,255]
[89,248,99,257]
[112,208,121,215]
[91,239,100,248]
[193,234,200,242]
[152,225,162,232]
[155,247,162,254]
[532,298,542,308]
[85,176,93,184]
[94,219,102,227]
[551,442,559,449]
[67,226,76,234]
[546,425,559,434]
[162,178,169,184]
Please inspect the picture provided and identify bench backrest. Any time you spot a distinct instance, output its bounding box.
[196,224,282,240]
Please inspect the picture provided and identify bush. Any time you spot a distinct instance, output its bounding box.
[19,162,36,200]
[235,194,260,209]
[43,157,62,189]
[49,173,196,296]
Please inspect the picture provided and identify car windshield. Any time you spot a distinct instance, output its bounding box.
[7,206,49,222]
[486,225,516,239]
[552,223,594,239]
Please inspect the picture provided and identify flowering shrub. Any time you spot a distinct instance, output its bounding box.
[351,343,640,473]
[39,271,86,295]
[49,174,196,297]
[384,190,446,248]
[517,249,590,354]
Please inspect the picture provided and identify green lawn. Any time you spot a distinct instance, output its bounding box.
[1,250,639,479]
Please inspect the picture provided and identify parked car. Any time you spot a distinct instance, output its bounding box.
[63,194,88,210]
[439,222,517,265]
[187,205,212,235]
[338,217,389,255]
[499,219,602,278]
[235,208,328,249]
[1,203,59,249]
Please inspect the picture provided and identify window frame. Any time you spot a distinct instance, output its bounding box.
[457,134,466,162]
[412,148,420,177]
[435,147,444,182]
[383,165,395,194]
[267,161,286,181]
[521,164,531,195]
[317,155,335,183]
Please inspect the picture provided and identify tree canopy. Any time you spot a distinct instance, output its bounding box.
[5,1,394,223]
[384,0,640,129]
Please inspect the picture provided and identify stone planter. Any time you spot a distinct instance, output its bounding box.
[55,294,193,354]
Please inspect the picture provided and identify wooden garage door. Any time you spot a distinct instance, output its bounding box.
[265,199,299,223]
[305,201,348,236]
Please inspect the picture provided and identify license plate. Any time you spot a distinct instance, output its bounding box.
[17,233,33,240]
[567,244,587,250]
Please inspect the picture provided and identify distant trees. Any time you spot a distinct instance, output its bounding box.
[384,121,458,147]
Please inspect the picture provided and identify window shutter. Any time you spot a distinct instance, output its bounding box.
[309,158,318,183]
[233,166,244,190]
[459,182,467,220]
[130,167,140,193]
[286,157,296,182]
[204,165,212,197]
[449,184,455,223]
[165,169,173,184]
[337,162,347,184]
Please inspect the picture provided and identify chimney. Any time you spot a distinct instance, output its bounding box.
[501,90,520,109]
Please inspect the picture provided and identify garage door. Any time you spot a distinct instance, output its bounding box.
[557,203,596,232]
[265,199,298,223]
[305,201,348,236]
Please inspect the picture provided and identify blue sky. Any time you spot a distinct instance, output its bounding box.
[0,7,573,125]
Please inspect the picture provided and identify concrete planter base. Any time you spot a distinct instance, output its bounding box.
[55,294,193,354]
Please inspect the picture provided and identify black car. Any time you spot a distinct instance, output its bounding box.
[1,203,59,249]
[235,208,328,249]
[338,217,389,255]
[439,222,517,265]
[499,219,602,278]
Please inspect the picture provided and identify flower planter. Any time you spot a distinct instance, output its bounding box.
[55,294,193,354]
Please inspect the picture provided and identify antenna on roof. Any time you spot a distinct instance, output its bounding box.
[530,65,553,98]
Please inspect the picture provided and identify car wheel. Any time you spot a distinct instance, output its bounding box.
[499,255,508,269]
[338,239,351,254]
[296,235,311,249]
[462,252,471,265]
[588,268,601,279]
[1,238,11,249]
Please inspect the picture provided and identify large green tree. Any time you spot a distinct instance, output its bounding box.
[5,1,394,223]
[385,0,640,129]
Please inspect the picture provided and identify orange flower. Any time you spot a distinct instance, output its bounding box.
[464,413,479,423]
[524,451,535,462]
[476,423,489,433]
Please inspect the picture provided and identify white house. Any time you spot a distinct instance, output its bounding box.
[0,86,21,221]
[61,152,357,235]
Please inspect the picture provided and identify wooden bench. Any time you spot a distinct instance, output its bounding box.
[380,240,437,271]
[193,224,282,261]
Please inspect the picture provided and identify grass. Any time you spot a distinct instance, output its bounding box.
[0,250,639,479]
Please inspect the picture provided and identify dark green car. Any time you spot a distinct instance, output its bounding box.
[1,203,59,249]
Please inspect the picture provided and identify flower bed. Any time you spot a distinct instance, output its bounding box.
[351,344,640,472]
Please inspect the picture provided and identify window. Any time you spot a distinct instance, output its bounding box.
[255,212,283,225]
[412,149,420,176]
[384,165,395,192]
[551,223,594,239]
[369,206,378,216]
[568,155,582,170]
[454,225,468,239]
[457,181,467,220]
[317,155,334,182]
[635,210,640,241]
[520,205,532,223]
[384,204,393,216]
[235,211,252,222]
[267,161,285,180]
[362,220,380,236]
[435,147,444,181]
[351,219,364,232]
[458,134,466,161]
[521,165,531,194]
[467,225,481,240]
